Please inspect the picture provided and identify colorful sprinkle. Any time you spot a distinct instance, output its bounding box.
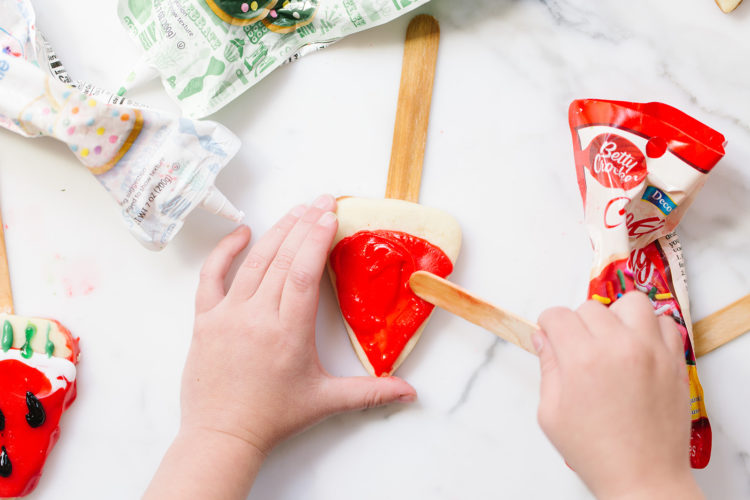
[70,145,78,152]
[109,135,118,144]
[79,94,87,101]
[251,0,258,8]
[654,304,672,316]
[67,126,76,135]
[293,11,300,19]
[616,269,626,292]
[648,287,657,300]
[270,9,277,18]
[42,108,50,115]
[88,99,96,107]
[606,281,616,302]
[617,293,623,299]
[94,145,102,155]
[86,118,95,126]
[96,127,105,135]
[71,107,79,114]
[112,110,120,117]
[81,148,89,157]
[120,113,130,121]
[61,91,71,99]
[241,2,249,12]
[592,294,612,305]
[655,293,673,300]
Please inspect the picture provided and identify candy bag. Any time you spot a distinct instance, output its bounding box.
[568,99,726,468]
[0,0,243,250]
[117,0,431,118]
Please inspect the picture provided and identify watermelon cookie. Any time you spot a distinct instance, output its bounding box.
[328,197,461,377]
[0,314,79,498]
[203,0,276,26]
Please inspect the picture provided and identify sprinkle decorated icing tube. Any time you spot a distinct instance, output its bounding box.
[568,99,726,469]
[0,0,243,250]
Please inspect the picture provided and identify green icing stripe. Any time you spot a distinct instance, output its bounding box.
[1,320,12,352]
[45,323,55,358]
[21,323,36,359]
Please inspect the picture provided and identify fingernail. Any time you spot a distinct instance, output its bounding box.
[532,332,544,354]
[398,393,416,403]
[312,194,334,209]
[318,211,337,227]
[291,204,307,217]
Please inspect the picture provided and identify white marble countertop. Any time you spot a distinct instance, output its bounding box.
[1,0,749,498]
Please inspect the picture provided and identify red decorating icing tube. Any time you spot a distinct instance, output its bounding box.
[0,316,79,497]
[329,230,453,376]
[569,99,725,469]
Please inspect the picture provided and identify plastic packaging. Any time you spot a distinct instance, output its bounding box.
[568,99,726,468]
[118,0,432,118]
[0,0,243,250]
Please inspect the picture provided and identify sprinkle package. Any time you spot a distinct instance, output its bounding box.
[568,99,727,468]
[117,0,432,118]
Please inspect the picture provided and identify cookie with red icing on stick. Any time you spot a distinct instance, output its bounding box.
[0,207,80,498]
[327,16,459,377]
[716,0,743,13]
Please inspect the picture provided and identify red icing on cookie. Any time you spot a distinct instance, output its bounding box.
[0,359,75,497]
[329,230,453,376]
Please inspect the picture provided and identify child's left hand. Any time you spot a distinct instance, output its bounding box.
[146,195,416,500]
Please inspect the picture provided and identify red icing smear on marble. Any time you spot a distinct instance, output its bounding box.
[329,230,453,376]
[0,358,76,497]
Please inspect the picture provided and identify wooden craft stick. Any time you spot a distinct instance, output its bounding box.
[385,14,440,203]
[693,293,750,357]
[0,205,13,314]
[410,271,750,358]
[409,271,538,354]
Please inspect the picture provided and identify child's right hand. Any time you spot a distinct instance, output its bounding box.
[535,292,704,500]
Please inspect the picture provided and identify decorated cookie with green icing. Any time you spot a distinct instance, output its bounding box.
[203,0,276,25]
[262,0,319,33]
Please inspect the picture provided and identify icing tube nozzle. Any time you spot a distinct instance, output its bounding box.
[200,186,244,222]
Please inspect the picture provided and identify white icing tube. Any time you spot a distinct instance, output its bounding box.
[0,0,244,250]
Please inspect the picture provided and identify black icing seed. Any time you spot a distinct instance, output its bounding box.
[0,446,10,478]
[25,392,46,428]
[0,408,4,431]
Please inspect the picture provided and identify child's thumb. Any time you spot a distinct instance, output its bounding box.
[323,376,417,414]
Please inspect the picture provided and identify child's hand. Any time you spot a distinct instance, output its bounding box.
[183,194,416,455]
[146,195,416,500]
[535,292,703,500]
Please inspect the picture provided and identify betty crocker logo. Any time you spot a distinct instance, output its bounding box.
[587,134,647,190]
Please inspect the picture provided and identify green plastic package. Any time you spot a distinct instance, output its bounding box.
[118,0,431,118]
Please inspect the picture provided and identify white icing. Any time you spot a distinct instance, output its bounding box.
[0,348,77,393]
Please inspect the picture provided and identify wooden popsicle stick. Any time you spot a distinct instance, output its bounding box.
[0,205,13,314]
[385,14,440,203]
[409,271,538,354]
[693,294,750,357]
[410,271,750,359]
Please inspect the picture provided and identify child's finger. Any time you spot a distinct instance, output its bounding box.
[534,329,562,431]
[576,300,621,338]
[256,195,336,308]
[609,291,659,342]
[279,211,338,327]
[658,315,685,361]
[537,307,592,365]
[195,226,251,314]
[321,376,417,414]
[228,204,305,300]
